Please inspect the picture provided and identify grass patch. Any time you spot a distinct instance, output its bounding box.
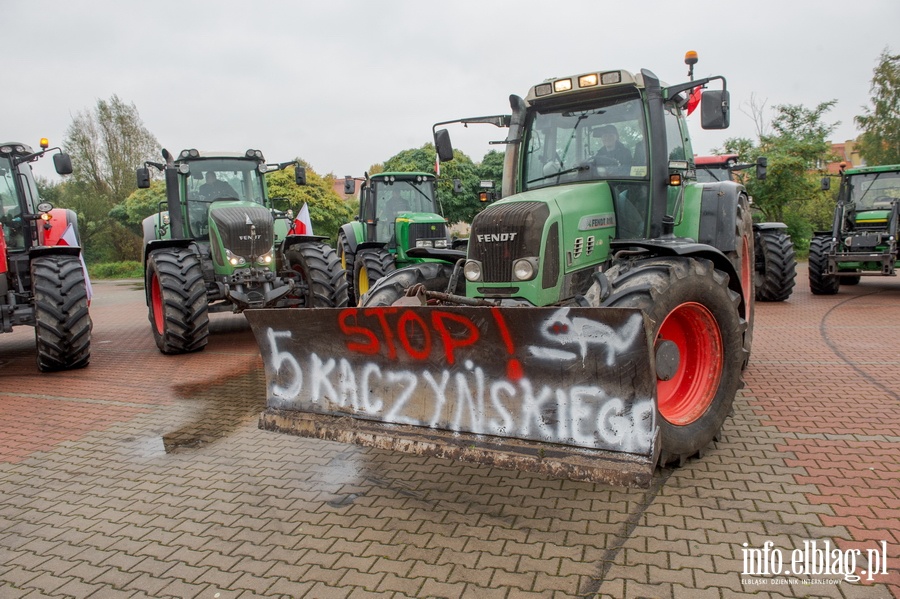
[88,261,143,280]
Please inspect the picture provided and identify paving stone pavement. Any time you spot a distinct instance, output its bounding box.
[0,264,897,599]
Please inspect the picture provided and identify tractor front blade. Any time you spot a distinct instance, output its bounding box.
[246,305,659,487]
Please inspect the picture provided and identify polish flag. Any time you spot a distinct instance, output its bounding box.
[687,86,702,116]
[296,202,313,235]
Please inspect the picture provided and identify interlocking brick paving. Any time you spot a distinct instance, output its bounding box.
[0,270,897,598]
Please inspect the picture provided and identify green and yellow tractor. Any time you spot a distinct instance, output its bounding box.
[337,171,452,304]
[138,148,347,354]
[809,163,900,294]
[246,53,755,487]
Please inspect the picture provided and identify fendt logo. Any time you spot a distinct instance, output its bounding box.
[476,232,518,243]
[239,234,263,241]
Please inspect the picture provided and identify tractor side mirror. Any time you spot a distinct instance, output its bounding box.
[434,129,454,162]
[295,166,307,186]
[453,179,463,193]
[755,156,767,181]
[344,176,355,195]
[821,177,831,191]
[136,167,151,189]
[700,90,730,130]
[53,152,73,176]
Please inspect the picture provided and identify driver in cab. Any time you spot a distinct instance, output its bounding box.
[199,171,237,199]
[592,125,632,175]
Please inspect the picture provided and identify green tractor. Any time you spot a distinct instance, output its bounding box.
[138,148,347,354]
[694,154,797,301]
[337,171,452,303]
[809,163,900,294]
[245,52,757,485]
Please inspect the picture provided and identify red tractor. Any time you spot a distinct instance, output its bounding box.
[0,139,91,371]
[695,154,796,301]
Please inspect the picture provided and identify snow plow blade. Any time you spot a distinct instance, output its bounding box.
[246,305,660,487]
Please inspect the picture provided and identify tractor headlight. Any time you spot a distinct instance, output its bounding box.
[434,239,449,249]
[513,258,538,281]
[463,260,482,282]
[415,239,434,248]
[257,250,274,265]
[225,249,247,266]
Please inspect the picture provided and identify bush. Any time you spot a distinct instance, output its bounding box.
[88,261,143,279]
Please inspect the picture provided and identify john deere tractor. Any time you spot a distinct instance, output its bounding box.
[809,163,900,294]
[245,53,756,486]
[138,148,347,354]
[337,171,451,303]
[695,154,796,301]
[0,139,91,371]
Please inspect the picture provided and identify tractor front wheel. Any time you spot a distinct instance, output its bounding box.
[284,242,349,308]
[337,232,356,306]
[354,248,396,302]
[360,261,463,307]
[31,255,92,371]
[596,257,744,467]
[808,236,839,295]
[755,229,797,302]
[146,249,209,354]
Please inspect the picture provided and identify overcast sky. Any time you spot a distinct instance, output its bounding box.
[4,1,897,181]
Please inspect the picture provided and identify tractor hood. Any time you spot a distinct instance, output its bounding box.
[208,201,275,270]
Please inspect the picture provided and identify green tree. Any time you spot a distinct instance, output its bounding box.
[265,160,352,243]
[62,95,160,261]
[855,48,900,165]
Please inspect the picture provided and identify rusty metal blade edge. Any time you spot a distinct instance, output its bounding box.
[260,408,655,488]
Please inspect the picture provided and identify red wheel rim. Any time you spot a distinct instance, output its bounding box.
[150,273,164,334]
[657,302,723,425]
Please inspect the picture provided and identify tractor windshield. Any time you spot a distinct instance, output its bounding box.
[372,179,437,241]
[846,171,900,210]
[0,155,31,251]
[522,95,648,191]
[695,165,732,183]
[183,158,267,238]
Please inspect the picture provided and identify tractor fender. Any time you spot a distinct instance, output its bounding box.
[339,223,361,255]
[39,208,80,247]
[28,245,82,259]
[282,234,331,247]
[355,241,389,253]
[609,239,743,313]
[753,222,788,231]
[697,182,746,253]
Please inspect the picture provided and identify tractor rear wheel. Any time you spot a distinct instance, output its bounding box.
[284,242,349,308]
[337,232,356,306]
[146,249,209,354]
[31,255,92,371]
[360,262,463,307]
[354,248,396,302]
[755,229,796,302]
[726,194,754,368]
[808,236,839,295]
[595,256,743,467]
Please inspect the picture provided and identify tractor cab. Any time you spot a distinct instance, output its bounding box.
[840,168,900,231]
[360,173,446,247]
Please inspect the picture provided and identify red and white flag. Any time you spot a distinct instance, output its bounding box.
[59,223,93,302]
[296,202,313,235]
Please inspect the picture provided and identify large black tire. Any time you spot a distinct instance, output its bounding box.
[354,248,396,300]
[146,249,210,354]
[31,255,92,371]
[284,242,349,308]
[808,236,839,295]
[590,257,744,467]
[726,195,754,367]
[754,229,797,302]
[337,231,356,306]
[360,262,463,307]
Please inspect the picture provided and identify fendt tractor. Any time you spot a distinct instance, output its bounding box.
[809,163,900,294]
[337,171,452,303]
[695,154,797,301]
[1,139,91,371]
[138,148,347,354]
[245,53,755,487]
